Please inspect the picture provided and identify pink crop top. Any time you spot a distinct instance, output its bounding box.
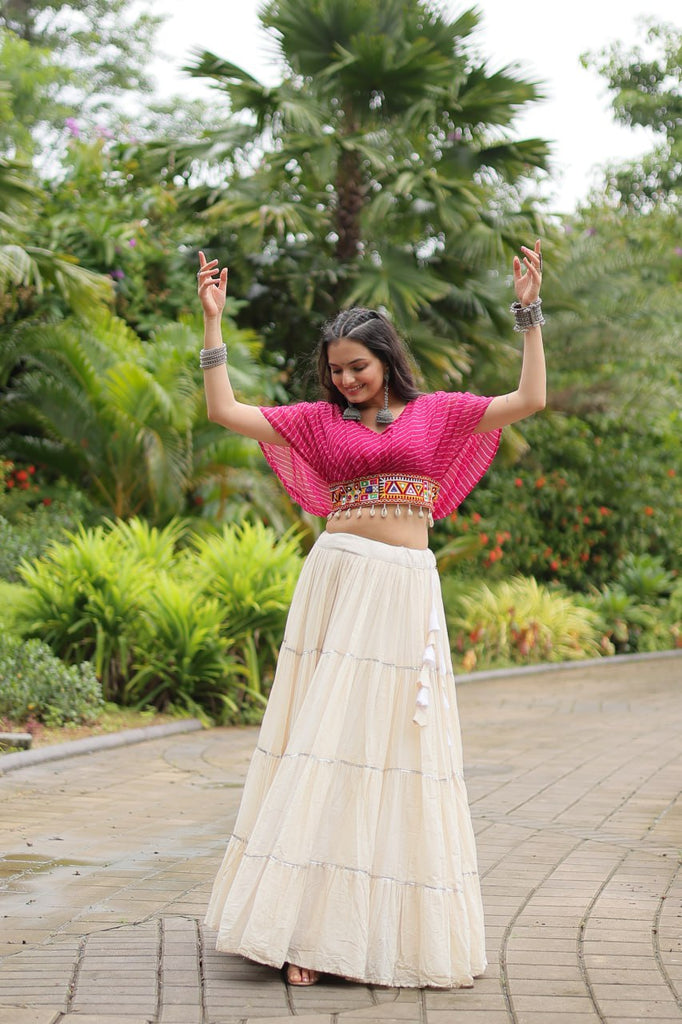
[258,392,501,521]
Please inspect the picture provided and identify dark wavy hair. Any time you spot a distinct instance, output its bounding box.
[316,307,421,410]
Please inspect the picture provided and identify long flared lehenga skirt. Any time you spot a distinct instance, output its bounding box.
[204,532,486,989]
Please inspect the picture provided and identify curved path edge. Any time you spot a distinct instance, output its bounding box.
[0,717,204,775]
[2,648,681,776]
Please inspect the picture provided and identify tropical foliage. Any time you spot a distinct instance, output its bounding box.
[444,574,602,673]
[133,0,553,388]
[0,311,287,524]
[13,517,303,721]
[1,0,681,702]
[582,21,681,211]
[435,413,682,590]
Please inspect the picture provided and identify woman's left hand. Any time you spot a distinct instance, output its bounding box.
[513,239,542,306]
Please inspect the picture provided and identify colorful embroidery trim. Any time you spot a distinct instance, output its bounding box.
[329,474,440,513]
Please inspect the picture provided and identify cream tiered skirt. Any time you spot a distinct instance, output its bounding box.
[204,532,486,988]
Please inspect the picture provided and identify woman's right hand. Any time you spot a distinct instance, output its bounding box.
[197,250,228,319]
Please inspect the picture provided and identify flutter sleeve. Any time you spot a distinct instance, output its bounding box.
[258,402,332,517]
[428,391,501,519]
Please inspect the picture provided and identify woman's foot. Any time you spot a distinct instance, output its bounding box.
[286,963,320,986]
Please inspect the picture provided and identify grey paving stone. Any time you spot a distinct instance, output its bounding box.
[0,654,680,1023]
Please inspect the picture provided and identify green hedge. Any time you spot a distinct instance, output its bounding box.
[0,634,103,727]
[14,517,303,723]
[435,413,682,590]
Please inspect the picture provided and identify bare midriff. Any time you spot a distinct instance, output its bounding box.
[325,506,430,550]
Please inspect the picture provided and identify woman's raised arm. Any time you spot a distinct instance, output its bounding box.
[197,252,287,445]
[475,240,546,433]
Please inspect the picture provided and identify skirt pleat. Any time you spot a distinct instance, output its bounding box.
[204,531,486,988]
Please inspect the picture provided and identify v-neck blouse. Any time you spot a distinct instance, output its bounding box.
[259,391,501,520]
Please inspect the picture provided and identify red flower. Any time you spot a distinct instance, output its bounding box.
[42,497,52,506]
[514,477,523,488]
[28,465,36,475]
[472,512,481,524]
[15,470,28,482]
[535,476,546,488]
[668,469,676,478]
[6,479,14,488]
[479,533,489,546]
[643,506,655,517]
[550,560,559,571]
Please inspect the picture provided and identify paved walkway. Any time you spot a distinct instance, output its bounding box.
[1,654,681,1024]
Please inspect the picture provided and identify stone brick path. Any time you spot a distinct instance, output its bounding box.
[1,654,681,1024]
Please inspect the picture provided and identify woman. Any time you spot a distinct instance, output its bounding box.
[200,242,546,989]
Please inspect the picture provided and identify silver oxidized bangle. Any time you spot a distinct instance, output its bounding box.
[199,343,227,369]
[510,298,545,333]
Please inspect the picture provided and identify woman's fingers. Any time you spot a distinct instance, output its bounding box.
[197,254,223,292]
[520,241,542,274]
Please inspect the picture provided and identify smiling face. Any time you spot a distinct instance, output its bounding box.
[326,338,386,409]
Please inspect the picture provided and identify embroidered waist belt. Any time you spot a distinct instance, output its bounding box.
[328,474,440,526]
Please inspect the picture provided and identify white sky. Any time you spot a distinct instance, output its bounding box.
[152,0,680,214]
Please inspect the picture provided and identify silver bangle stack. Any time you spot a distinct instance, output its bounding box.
[511,298,545,333]
[199,343,227,369]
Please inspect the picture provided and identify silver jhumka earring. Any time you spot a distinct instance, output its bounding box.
[342,402,361,421]
[375,371,393,425]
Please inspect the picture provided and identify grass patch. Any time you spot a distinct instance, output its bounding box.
[1,703,191,750]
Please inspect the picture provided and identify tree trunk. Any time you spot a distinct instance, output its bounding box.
[334,146,366,263]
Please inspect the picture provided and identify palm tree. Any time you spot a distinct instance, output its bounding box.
[0,311,296,525]
[173,0,551,388]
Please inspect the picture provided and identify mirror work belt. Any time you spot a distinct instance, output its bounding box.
[328,474,440,527]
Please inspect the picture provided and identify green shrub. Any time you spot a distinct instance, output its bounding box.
[585,554,677,655]
[445,575,602,672]
[0,497,92,583]
[125,577,245,722]
[15,516,304,721]
[0,582,31,635]
[613,553,675,603]
[17,523,147,700]
[191,521,303,698]
[0,634,103,727]
[434,413,682,592]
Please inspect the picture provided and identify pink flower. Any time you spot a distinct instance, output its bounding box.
[65,117,80,137]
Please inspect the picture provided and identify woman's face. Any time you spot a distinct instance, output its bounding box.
[326,338,386,408]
